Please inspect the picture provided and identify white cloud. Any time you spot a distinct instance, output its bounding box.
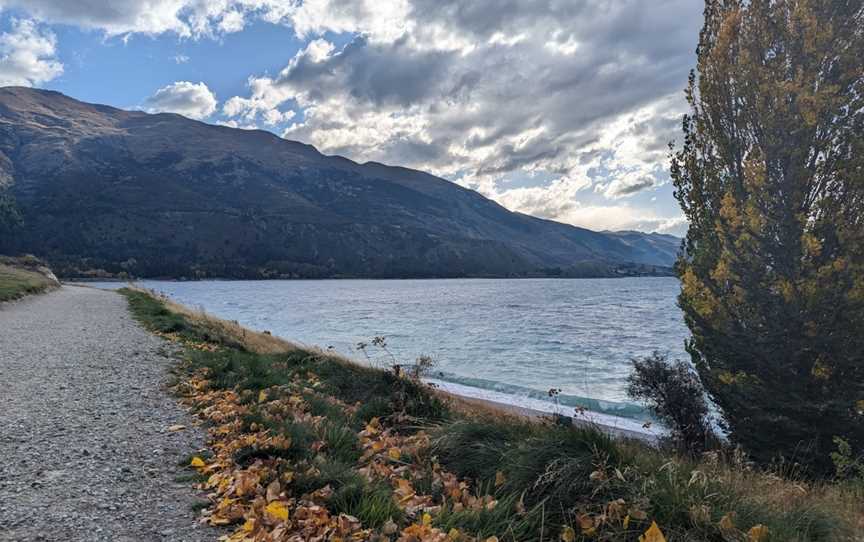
[213,0,702,232]
[144,81,217,119]
[0,0,292,38]
[0,18,62,87]
[174,54,189,64]
[557,205,687,236]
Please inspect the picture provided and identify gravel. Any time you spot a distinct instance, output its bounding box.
[0,286,216,541]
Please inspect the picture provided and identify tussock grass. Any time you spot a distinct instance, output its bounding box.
[0,257,57,302]
[431,416,860,541]
[122,287,864,541]
[124,285,296,354]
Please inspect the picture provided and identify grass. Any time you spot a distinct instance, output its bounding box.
[122,287,864,541]
[0,258,57,302]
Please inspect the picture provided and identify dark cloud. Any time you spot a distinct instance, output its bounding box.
[279,36,457,108]
[224,0,702,232]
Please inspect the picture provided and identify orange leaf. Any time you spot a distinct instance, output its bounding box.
[638,521,666,542]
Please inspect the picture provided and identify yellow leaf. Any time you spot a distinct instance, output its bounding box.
[623,514,630,529]
[748,524,769,542]
[560,526,576,542]
[388,447,402,461]
[422,512,432,526]
[719,512,736,532]
[629,508,648,521]
[265,501,289,521]
[638,521,666,542]
[242,519,255,532]
[258,390,267,403]
[190,456,206,468]
[495,471,506,487]
[448,528,461,540]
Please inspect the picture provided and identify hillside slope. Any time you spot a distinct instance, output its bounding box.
[0,87,679,278]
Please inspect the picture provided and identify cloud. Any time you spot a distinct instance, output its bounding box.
[174,54,189,64]
[4,0,700,233]
[144,81,217,119]
[0,18,63,87]
[0,0,292,38]
[218,0,699,232]
[596,174,657,199]
[557,205,687,236]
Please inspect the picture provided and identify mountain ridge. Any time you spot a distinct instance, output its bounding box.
[0,87,680,279]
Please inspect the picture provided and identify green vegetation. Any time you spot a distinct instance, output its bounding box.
[671,0,864,472]
[123,287,863,541]
[0,188,22,254]
[0,256,57,302]
[627,353,716,455]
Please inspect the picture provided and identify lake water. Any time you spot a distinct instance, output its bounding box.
[90,278,688,429]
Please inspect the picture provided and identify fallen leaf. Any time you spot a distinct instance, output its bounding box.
[495,471,506,487]
[266,480,281,502]
[382,519,399,535]
[578,514,594,533]
[258,390,267,403]
[561,526,576,542]
[748,524,769,542]
[638,521,666,542]
[168,424,186,432]
[719,512,736,532]
[630,508,648,521]
[388,447,402,461]
[265,501,290,522]
[190,456,206,468]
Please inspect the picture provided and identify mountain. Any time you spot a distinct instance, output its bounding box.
[0,87,680,279]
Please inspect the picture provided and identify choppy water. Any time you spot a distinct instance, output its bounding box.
[90,278,689,424]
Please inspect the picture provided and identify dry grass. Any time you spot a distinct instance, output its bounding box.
[125,285,296,354]
[0,257,58,302]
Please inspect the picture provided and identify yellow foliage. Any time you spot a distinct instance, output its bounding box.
[811,359,832,380]
[265,501,290,521]
[719,512,736,532]
[638,521,666,542]
[748,524,770,542]
[190,456,206,468]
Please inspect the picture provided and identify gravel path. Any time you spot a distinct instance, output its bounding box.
[0,286,215,542]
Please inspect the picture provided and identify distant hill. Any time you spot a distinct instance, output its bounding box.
[0,87,680,279]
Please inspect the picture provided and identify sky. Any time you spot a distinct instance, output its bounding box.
[0,0,705,236]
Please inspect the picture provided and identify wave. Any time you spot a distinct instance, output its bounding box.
[427,371,653,422]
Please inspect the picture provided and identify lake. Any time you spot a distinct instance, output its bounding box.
[89,277,688,426]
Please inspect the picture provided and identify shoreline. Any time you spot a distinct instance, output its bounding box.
[428,378,661,443]
[79,281,664,443]
[65,271,677,283]
[96,282,662,444]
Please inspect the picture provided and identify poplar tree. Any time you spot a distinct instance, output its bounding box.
[672,0,864,470]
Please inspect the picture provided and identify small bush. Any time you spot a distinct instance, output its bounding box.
[627,353,714,455]
[831,437,864,481]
